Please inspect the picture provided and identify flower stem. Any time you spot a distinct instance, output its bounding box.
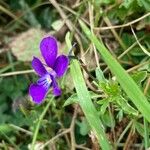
[31,96,54,150]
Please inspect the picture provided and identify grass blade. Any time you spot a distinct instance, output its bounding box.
[70,59,111,150]
[31,97,54,150]
[144,118,149,148]
[79,20,150,122]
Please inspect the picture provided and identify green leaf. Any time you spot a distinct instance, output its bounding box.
[135,122,144,137]
[63,91,100,107]
[0,124,12,134]
[117,110,124,122]
[51,19,64,31]
[120,0,133,9]
[65,32,72,50]
[101,111,115,128]
[79,20,150,122]
[130,47,146,56]
[38,7,53,29]
[77,119,91,136]
[116,96,138,116]
[70,58,111,149]
[100,80,120,96]
[95,67,106,83]
[137,0,150,11]
[19,0,40,27]
[63,93,79,107]
[132,71,147,85]
[99,99,109,114]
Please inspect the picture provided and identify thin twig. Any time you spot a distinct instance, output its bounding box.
[39,129,70,149]
[40,105,79,149]
[0,70,34,77]
[94,12,150,30]
[9,124,33,136]
[70,105,78,150]
[103,16,127,51]
[123,127,134,150]
[4,2,50,30]
[116,121,133,145]
[0,5,29,28]
[127,61,149,73]
[103,36,145,73]
[49,0,85,45]
[131,26,150,56]
[118,36,145,59]
[76,144,91,150]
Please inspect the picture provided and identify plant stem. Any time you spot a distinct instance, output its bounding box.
[31,96,54,150]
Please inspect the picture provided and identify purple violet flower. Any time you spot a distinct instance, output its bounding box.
[29,36,69,104]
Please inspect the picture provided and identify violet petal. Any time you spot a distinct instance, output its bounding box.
[40,36,57,68]
[51,76,61,96]
[32,57,47,76]
[29,83,48,104]
[54,55,69,77]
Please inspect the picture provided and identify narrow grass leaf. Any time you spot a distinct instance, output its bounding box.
[70,59,111,150]
[144,118,149,148]
[79,20,150,122]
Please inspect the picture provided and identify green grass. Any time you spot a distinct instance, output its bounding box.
[0,0,150,149]
[70,59,111,150]
[79,20,150,123]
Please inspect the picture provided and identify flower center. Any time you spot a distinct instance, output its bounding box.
[46,76,52,84]
[37,74,52,89]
